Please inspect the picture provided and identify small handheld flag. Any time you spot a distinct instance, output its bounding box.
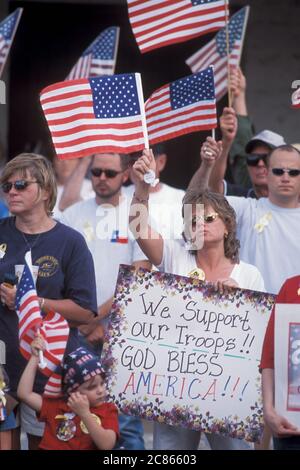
[145,66,217,145]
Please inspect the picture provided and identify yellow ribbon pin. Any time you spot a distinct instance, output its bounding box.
[254,212,272,233]
[188,268,205,281]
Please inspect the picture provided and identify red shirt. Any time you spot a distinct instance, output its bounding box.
[260,275,300,369]
[38,398,119,450]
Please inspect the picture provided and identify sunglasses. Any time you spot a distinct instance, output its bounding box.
[90,168,123,179]
[1,180,38,193]
[271,168,300,177]
[246,153,268,166]
[192,212,219,225]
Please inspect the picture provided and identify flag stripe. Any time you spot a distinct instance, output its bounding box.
[48,119,142,133]
[128,0,227,53]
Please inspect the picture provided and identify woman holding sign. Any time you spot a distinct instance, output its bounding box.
[129,147,265,451]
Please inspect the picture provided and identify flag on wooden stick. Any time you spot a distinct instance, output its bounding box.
[186,6,249,101]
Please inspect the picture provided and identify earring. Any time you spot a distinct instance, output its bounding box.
[224,232,228,239]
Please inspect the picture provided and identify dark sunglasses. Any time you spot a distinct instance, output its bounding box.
[192,212,219,225]
[90,168,123,179]
[246,153,268,167]
[271,168,300,177]
[1,180,38,193]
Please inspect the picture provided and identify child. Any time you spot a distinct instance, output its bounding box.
[18,337,119,450]
[0,365,18,450]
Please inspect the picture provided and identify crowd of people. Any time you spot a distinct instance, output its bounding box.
[0,67,300,451]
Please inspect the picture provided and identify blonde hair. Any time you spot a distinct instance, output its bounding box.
[0,153,57,216]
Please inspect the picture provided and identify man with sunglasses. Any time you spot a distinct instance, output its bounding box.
[190,141,300,295]
[61,152,151,450]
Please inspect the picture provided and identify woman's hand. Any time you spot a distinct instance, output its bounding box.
[0,283,17,310]
[200,137,223,168]
[213,278,239,295]
[132,149,156,184]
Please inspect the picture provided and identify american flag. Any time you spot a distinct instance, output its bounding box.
[20,311,70,381]
[15,255,69,395]
[145,66,217,145]
[0,8,23,78]
[66,26,120,80]
[15,259,43,344]
[127,0,228,54]
[292,88,300,109]
[186,6,249,101]
[40,74,147,159]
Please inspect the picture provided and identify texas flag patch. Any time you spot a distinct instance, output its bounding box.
[110,230,128,244]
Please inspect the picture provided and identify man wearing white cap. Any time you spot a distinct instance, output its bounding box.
[189,141,300,295]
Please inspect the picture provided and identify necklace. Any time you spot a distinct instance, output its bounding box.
[20,231,42,253]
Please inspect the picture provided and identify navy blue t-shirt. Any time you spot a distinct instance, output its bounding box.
[0,218,98,395]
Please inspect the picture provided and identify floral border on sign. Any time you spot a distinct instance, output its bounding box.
[102,265,274,442]
[108,389,264,443]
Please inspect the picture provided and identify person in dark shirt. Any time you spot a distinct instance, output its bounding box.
[0,153,97,449]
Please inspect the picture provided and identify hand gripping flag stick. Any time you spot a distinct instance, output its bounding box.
[135,74,159,187]
[24,251,46,369]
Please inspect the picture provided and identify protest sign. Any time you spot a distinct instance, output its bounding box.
[102,265,274,442]
[275,304,300,426]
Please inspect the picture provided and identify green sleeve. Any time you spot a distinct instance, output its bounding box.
[228,115,255,188]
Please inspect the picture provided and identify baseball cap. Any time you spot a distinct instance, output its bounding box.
[245,130,286,153]
[62,347,105,395]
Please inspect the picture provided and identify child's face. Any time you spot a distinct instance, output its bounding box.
[77,375,106,407]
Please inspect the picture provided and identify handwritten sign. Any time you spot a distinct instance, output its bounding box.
[275,304,300,426]
[102,265,274,442]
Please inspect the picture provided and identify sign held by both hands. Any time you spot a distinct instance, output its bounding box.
[103,265,274,443]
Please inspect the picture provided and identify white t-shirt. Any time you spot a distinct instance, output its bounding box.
[157,239,265,292]
[53,178,94,219]
[61,196,147,306]
[227,197,300,294]
[123,183,185,241]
